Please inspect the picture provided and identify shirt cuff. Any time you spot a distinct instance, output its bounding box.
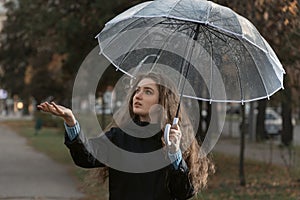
[168,150,182,170]
[64,121,80,141]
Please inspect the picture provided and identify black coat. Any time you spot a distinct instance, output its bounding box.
[64,121,195,200]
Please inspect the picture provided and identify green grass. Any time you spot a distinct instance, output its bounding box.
[199,153,300,200]
[1,119,299,200]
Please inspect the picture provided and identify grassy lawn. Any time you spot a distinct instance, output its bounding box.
[1,119,299,200]
[199,153,300,200]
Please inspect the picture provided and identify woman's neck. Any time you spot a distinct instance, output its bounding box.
[139,115,159,124]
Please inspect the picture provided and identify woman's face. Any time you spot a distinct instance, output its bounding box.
[132,78,159,122]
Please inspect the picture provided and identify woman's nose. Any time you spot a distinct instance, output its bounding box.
[135,90,143,99]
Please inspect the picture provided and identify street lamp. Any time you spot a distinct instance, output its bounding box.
[17,102,23,110]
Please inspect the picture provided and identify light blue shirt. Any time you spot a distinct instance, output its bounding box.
[64,121,182,169]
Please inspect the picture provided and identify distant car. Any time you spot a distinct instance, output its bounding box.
[265,108,282,135]
[264,108,296,136]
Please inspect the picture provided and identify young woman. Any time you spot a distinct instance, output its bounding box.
[37,73,214,200]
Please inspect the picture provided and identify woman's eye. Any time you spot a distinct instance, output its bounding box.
[145,90,153,95]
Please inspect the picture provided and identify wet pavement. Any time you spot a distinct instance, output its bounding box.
[0,124,85,200]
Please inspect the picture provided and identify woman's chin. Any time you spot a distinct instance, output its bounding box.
[133,108,144,115]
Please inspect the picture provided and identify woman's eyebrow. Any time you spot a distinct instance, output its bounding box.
[143,86,155,91]
[137,85,155,90]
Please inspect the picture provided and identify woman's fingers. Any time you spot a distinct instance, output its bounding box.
[37,102,50,112]
[169,125,182,153]
[45,102,58,115]
[169,131,181,142]
[170,125,182,138]
[36,104,44,111]
[37,102,61,116]
[50,102,64,115]
[38,102,47,109]
[37,102,75,126]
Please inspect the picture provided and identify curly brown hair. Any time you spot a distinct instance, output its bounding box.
[87,72,214,193]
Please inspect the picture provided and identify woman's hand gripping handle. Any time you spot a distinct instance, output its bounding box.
[164,117,179,146]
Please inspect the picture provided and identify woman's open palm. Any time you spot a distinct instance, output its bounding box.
[37,102,76,126]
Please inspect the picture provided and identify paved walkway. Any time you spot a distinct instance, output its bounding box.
[0,124,85,200]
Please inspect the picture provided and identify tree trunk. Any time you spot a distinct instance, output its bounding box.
[196,100,205,143]
[239,105,246,186]
[256,99,267,142]
[281,78,294,146]
[205,102,211,133]
[248,102,255,141]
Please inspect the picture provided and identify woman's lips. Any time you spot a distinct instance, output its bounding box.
[134,102,142,107]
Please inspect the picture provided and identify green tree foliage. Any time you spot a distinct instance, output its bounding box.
[0,0,146,103]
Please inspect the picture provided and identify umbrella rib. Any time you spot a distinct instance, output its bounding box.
[202,26,244,102]
[160,17,239,42]
[208,22,270,54]
[206,25,238,41]
[237,39,271,100]
[119,20,164,69]
[199,25,214,102]
[147,20,197,79]
[219,37,245,102]
[176,25,195,95]
[97,17,142,53]
[176,24,200,117]
[121,18,195,74]
[149,21,188,72]
[160,21,186,26]
[208,31,214,103]
[166,0,182,17]
[115,18,173,71]
[225,39,267,103]
[134,13,268,55]
[204,26,248,102]
[160,19,198,35]
[100,18,184,71]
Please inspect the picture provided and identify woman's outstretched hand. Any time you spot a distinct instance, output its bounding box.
[37,102,76,126]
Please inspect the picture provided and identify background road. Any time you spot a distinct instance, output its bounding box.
[223,120,300,146]
[0,124,85,200]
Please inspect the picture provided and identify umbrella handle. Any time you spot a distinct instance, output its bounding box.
[164,117,179,146]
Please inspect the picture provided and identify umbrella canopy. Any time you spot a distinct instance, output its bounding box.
[96,0,285,103]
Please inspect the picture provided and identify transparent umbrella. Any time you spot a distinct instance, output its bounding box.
[95,0,285,147]
[96,0,285,104]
